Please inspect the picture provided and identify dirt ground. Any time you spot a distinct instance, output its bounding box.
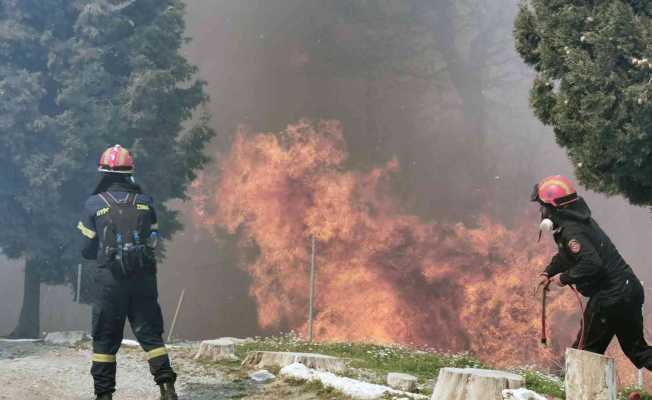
[0,340,334,400]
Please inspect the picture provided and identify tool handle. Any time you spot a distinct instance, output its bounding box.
[540,280,550,346]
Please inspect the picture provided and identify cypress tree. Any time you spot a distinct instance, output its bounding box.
[0,0,213,337]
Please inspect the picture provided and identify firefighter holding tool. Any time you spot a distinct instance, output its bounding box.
[77,145,178,400]
[532,175,652,370]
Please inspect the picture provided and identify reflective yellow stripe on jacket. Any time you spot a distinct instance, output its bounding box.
[77,221,96,239]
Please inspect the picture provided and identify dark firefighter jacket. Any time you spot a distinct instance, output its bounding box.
[544,197,638,305]
[77,180,158,263]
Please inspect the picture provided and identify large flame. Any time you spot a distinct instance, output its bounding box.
[193,120,589,368]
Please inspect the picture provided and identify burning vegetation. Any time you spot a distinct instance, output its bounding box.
[191,120,582,369]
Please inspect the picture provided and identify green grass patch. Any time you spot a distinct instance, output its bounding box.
[236,335,486,397]
[301,379,352,399]
[621,387,652,400]
[282,377,352,399]
[284,377,307,387]
[236,336,484,381]
[519,369,564,399]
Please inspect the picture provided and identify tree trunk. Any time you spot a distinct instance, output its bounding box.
[10,259,41,338]
[427,1,495,215]
[430,1,488,162]
[194,339,237,362]
[362,70,381,165]
[431,368,524,400]
[242,351,347,374]
[564,348,617,400]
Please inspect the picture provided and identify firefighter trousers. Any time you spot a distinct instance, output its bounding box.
[91,267,176,395]
[573,280,652,370]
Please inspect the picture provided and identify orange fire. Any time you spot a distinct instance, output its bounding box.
[192,120,586,368]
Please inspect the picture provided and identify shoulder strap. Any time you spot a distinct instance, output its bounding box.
[98,193,113,208]
[99,192,136,208]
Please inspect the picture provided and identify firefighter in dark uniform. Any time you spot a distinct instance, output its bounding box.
[77,145,178,400]
[533,175,652,369]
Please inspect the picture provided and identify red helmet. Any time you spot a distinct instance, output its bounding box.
[532,175,578,207]
[98,145,135,174]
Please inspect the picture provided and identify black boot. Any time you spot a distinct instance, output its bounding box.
[95,393,112,400]
[159,381,178,400]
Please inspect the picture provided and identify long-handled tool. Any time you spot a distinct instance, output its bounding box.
[167,289,186,344]
[540,280,551,346]
[537,279,585,350]
[569,285,585,350]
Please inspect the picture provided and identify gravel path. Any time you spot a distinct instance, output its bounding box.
[0,341,262,400]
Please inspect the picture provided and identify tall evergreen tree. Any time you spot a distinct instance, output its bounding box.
[515,1,652,204]
[0,0,214,337]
